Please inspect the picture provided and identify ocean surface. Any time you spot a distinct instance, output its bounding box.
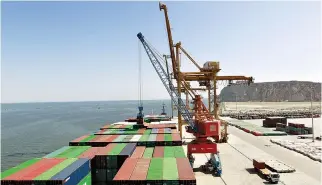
[1,100,175,171]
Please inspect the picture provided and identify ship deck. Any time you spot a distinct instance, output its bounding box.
[172,117,321,185]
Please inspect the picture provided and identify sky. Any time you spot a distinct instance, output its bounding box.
[1,1,321,103]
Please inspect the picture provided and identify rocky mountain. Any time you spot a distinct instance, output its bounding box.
[219,81,321,102]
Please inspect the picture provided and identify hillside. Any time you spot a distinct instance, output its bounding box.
[219,81,321,102]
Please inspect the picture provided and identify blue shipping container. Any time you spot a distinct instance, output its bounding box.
[51,158,90,185]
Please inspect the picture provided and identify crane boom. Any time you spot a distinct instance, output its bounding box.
[159,2,177,78]
[137,32,196,132]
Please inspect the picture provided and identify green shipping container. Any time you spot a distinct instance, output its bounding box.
[79,135,96,145]
[164,147,175,158]
[1,158,41,179]
[164,134,172,141]
[35,158,78,180]
[78,173,92,185]
[108,143,127,155]
[143,148,154,158]
[139,135,149,142]
[163,158,179,182]
[173,146,186,158]
[147,158,163,180]
[55,146,91,158]
[144,129,152,135]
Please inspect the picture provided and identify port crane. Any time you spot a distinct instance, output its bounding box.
[137,32,223,176]
[159,2,254,142]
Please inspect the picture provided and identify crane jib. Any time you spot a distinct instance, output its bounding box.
[137,32,197,132]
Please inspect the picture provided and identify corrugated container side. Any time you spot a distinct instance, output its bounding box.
[34,158,78,180]
[138,128,146,134]
[123,135,134,142]
[56,146,91,158]
[176,158,195,180]
[108,143,127,155]
[94,144,116,169]
[163,158,178,180]
[130,135,142,142]
[164,147,175,158]
[43,146,70,158]
[156,134,165,146]
[81,135,96,143]
[143,148,154,158]
[118,143,137,168]
[119,143,136,156]
[71,135,90,143]
[0,158,41,180]
[113,135,127,142]
[173,146,186,158]
[3,158,62,180]
[105,135,119,142]
[92,169,107,183]
[20,158,65,180]
[164,134,172,141]
[113,158,138,180]
[77,172,91,185]
[131,146,146,158]
[147,158,163,180]
[51,158,90,185]
[139,135,149,141]
[172,133,182,145]
[78,147,102,159]
[106,169,118,181]
[130,158,151,180]
[153,146,164,158]
[148,134,157,142]
[144,129,152,135]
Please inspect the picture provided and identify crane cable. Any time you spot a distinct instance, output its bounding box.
[138,39,143,106]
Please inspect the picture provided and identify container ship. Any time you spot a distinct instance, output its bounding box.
[1,107,197,185]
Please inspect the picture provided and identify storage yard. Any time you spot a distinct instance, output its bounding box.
[220,102,321,119]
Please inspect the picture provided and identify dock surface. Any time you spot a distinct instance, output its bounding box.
[179,119,321,185]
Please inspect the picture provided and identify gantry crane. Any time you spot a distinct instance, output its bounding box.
[159,2,254,142]
[137,32,222,175]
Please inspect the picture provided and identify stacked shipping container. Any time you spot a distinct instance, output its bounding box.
[2,121,195,185]
[1,158,91,185]
[69,133,182,147]
[114,157,196,185]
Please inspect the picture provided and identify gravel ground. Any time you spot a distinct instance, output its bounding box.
[270,139,321,162]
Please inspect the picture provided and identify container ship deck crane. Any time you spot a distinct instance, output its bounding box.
[137,32,222,176]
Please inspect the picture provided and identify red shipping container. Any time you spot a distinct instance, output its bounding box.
[138,128,146,134]
[113,158,138,180]
[153,146,164,157]
[176,158,196,180]
[96,144,116,155]
[70,134,90,143]
[131,146,146,158]
[90,135,105,143]
[96,135,111,142]
[4,158,65,180]
[130,158,151,180]
[106,135,119,142]
[156,134,164,141]
[78,147,102,159]
[171,133,181,141]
